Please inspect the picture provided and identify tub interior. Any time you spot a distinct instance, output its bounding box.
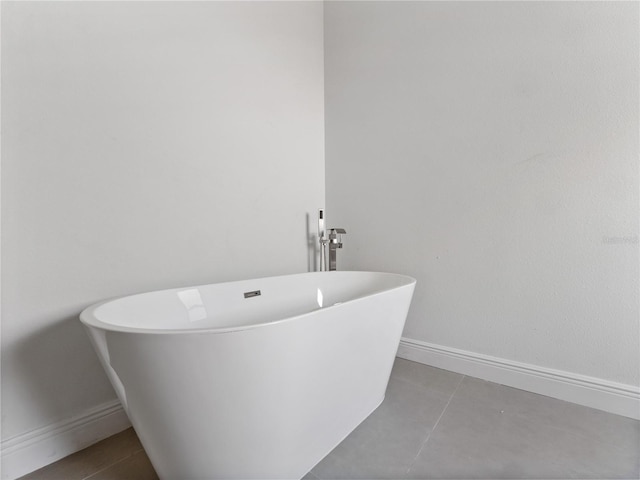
[84,271,414,333]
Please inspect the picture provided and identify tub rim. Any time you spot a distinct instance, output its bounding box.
[79,270,416,336]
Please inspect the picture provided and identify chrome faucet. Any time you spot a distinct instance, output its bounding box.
[328,228,346,271]
[318,209,346,271]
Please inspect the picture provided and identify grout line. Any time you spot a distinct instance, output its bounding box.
[405,374,466,475]
[81,447,145,480]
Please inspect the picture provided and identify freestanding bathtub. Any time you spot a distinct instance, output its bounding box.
[80,271,416,480]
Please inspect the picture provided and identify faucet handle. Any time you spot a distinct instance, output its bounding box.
[329,228,346,246]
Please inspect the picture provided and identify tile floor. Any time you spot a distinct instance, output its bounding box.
[19,358,639,480]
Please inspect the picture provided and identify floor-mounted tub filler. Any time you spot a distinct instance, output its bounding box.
[80,271,416,480]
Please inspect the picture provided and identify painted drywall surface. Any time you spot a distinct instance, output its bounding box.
[1,1,324,440]
[325,1,639,386]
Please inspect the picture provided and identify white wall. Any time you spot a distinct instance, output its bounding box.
[1,0,324,453]
[2,1,639,475]
[325,1,639,387]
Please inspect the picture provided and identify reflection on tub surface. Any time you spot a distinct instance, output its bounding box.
[177,289,207,322]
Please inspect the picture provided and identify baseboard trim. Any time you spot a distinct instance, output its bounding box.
[398,337,640,420]
[1,400,130,480]
[2,344,638,480]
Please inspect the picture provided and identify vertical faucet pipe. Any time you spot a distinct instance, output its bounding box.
[318,209,327,271]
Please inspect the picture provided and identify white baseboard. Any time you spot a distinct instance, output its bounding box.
[2,344,638,480]
[398,337,640,420]
[1,400,130,480]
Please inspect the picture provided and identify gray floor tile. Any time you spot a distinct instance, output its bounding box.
[408,378,640,479]
[18,428,144,480]
[85,450,158,480]
[391,358,464,397]
[455,376,640,452]
[311,375,455,480]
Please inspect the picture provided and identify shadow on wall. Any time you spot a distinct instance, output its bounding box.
[7,316,116,431]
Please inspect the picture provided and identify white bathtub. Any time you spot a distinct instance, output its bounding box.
[80,271,416,480]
